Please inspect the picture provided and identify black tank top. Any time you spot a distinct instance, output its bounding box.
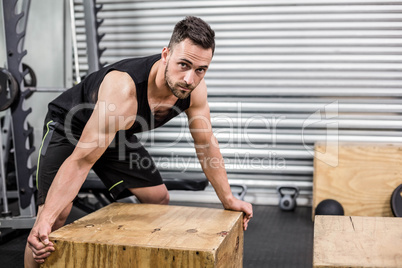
[48,54,191,137]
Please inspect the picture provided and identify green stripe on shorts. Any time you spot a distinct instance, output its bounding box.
[109,180,124,191]
[36,120,53,189]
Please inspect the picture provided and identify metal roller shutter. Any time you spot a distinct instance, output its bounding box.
[73,0,402,205]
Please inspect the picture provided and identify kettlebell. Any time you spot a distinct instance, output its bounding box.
[277,186,299,211]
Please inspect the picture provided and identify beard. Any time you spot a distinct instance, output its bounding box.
[164,63,195,99]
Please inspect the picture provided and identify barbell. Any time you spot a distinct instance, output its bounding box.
[0,65,66,112]
[0,67,19,111]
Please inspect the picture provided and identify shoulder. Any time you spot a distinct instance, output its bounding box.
[100,70,136,99]
[98,70,138,127]
[189,79,208,109]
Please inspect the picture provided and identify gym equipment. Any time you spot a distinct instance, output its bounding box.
[313,142,402,219]
[21,63,36,99]
[314,216,402,267]
[277,185,299,211]
[0,68,19,111]
[391,184,402,217]
[315,199,344,216]
[0,0,104,230]
[83,0,107,73]
[42,203,243,268]
[0,0,37,229]
[22,63,37,88]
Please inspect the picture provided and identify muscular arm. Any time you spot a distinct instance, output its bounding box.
[186,80,253,230]
[28,71,137,263]
[40,71,137,225]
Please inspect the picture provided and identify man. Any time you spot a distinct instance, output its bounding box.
[25,16,253,267]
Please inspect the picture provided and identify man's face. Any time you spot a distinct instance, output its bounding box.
[164,39,213,99]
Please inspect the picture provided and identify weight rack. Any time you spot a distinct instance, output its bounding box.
[0,0,108,230]
[0,0,36,229]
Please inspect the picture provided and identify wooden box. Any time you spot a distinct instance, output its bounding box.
[313,215,402,267]
[41,203,243,268]
[313,142,402,218]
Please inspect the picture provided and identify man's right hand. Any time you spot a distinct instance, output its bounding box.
[27,221,55,264]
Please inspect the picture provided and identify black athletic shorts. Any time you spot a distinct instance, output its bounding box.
[36,117,163,206]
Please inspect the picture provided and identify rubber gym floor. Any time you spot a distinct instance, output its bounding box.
[0,201,313,268]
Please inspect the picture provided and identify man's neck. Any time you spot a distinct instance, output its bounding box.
[148,59,175,101]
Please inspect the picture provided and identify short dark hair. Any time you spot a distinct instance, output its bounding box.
[168,16,215,55]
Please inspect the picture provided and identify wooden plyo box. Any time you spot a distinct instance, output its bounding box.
[41,203,243,268]
[313,142,402,219]
[313,215,402,267]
